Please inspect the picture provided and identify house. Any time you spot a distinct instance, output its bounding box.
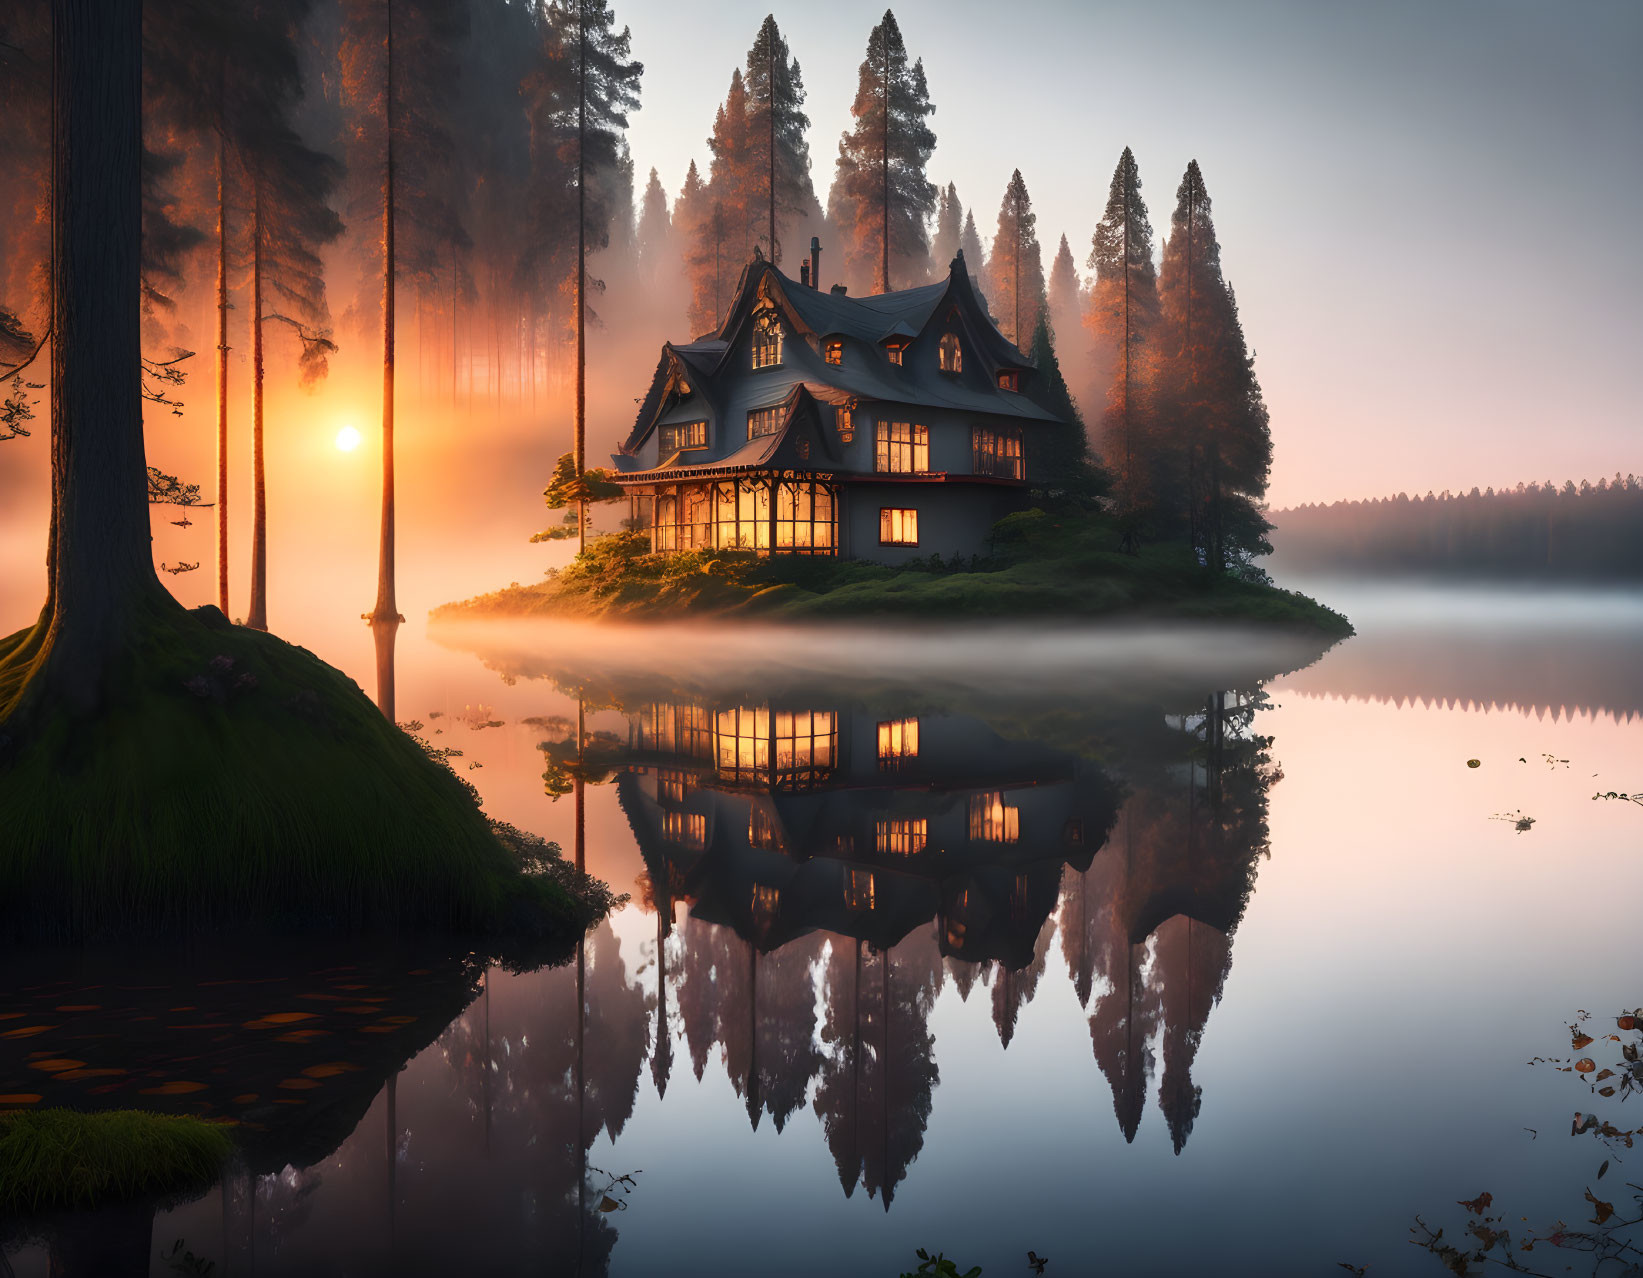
[609,241,1070,564]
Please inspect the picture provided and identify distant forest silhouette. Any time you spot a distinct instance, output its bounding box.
[1271,477,1643,580]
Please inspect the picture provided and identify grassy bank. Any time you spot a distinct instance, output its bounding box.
[434,510,1353,636]
[0,603,594,944]
[0,1109,234,1215]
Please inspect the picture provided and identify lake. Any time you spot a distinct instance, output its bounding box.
[4,580,1642,1277]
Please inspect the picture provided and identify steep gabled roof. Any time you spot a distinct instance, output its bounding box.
[613,382,837,480]
[618,251,1062,457]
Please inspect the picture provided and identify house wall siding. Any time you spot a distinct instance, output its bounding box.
[843,481,1024,565]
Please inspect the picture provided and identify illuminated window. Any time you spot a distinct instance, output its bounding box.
[658,421,706,455]
[877,718,919,767]
[879,507,918,546]
[772,709,837,789]
[876,817,927,856]
[844,867,876,912]
[748,803,782,850]
[661,810,706,850]
[836,406,854,443]
[973,426,1024,480]
[748,406,785,438]
[887,345,904,366]
[639,704,713,759]
[875,422,929,474]
[715,706,770,784]
[752,308,783,369]
[751,883,781,927]
[708,479,771,551]
[656,769,691,805]
[775,480,837,555]
[967,791,1020,843]
[997,370,1020,392]
[939,332,962,373]
[824,339,843,366]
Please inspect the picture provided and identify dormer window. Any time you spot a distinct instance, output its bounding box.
[752,307,782,370]
[939,332,962,373]
[659,421,707,454]
[824,339,843,366]
[997,369,1020,392]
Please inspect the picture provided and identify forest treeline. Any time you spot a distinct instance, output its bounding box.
[0,2,1274,574]
[1270,478,1643,580]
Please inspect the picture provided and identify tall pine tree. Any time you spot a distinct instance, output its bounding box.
[1157,159,1271,571]
[930,181,961,271]
[1085,146,1158,520]
[985,169,1045,348]
[743,15,812,266]
[635,165,671,285]
[959,206,987,303]
[827,10,936,294]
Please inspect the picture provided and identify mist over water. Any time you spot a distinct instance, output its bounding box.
[6,580,1641,1275]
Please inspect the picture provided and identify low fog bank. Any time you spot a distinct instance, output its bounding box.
[429,615,1337,707]
[1273,577,1643,720]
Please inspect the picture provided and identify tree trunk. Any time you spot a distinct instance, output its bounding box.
[215,80,231,618]
[370,0,400,639]
[575,0,587,557]
[24,0,170,719]
[246,179,268,631]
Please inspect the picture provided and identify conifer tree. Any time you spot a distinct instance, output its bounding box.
[986,169,1046,349]
[1048,233,1081,343]
[743,15,812,266]
[702,68,754,271]
[959,206,987,303]
[930,182,961,271]
[635,165,671,285]
[827,9,936,294]
[1085,146,1159,520]
[1157,159,1271,571]
[1026,314,1105,505]
[546,0,642,555]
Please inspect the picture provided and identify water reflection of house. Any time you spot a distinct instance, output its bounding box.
[617,702,1119,964]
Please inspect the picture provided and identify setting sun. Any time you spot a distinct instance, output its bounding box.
[335,425,361,452]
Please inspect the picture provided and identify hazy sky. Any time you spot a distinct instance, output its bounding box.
[621,0,1641,507]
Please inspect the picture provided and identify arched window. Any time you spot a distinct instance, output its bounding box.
[752,307,783,369]
[939,331,962,373]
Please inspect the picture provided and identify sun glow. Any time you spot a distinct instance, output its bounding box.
[335,425,362,452]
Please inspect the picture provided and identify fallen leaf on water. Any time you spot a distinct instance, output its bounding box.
[243,1012,320,1029]
[1467,759,1481,769]
[141,1081,207,1095]
[276,1030,329,1043]
[1573,1033,1595,1050]
[1585,1189,1614,1225]
[28,1059,86,1073]
[1576,1058,1597,1073]
[1458,1192,1494,1215]
[0,1094,42,1105]
[598,1196,621,1213]
[54,1068,126,1081]
[1599,1160,1610,1180]
[301,1062,359,1079]
[1619,1016,1636,1031]
[277,1078,321,1090]
[1,1026,56,1038]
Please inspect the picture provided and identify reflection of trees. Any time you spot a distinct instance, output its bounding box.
[814,931,943,1209]
[1059,690,1277,1151]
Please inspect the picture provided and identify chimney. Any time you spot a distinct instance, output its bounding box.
[810,236,822,290]
[800,259,810,288]
[831,283,848,296]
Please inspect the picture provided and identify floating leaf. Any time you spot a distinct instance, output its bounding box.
[1598,1160,1610,1180]
[1585,1188,1614,1224]
[1618,1016,1636,1031]
[598,1196,621,1212]
[1576,1058,1597,1073]
[1458,1191,1494,1215]
[1467,759,1481,769]
[1573,1033,1595,1050]
[140,1080,207,1095]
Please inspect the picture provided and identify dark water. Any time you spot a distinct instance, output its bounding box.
[4,584,1642,1277]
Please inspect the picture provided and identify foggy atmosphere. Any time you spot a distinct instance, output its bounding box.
[1,1,1639,1275]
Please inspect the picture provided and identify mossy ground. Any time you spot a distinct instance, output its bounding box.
[0,1109,234,1215]
[433,509,1353,636]
[0,603,584,943]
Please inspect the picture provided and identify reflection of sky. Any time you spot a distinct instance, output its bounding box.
[7,588,1636,1275]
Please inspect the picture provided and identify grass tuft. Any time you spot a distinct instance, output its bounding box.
[0,1108,234,1215]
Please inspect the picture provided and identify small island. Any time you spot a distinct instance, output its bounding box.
[440,250,1348,637]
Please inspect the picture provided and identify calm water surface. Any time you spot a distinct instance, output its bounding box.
[4,581,1642,1277]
